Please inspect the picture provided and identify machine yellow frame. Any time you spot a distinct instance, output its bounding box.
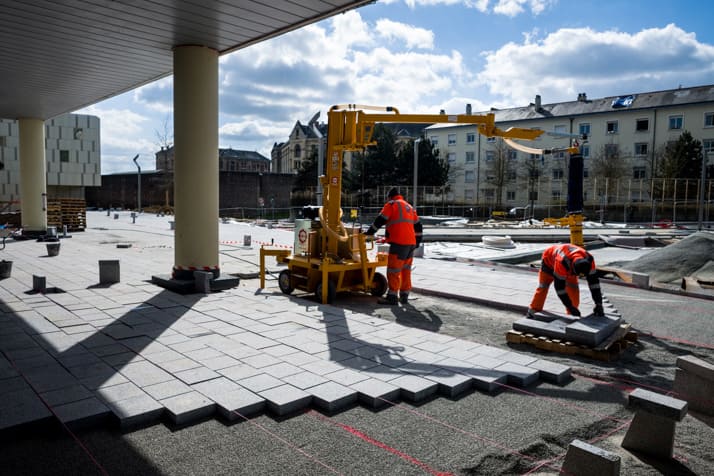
[264,104,544,303]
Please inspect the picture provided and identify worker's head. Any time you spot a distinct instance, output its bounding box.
[387,187,399,200]
[573,258,591,277]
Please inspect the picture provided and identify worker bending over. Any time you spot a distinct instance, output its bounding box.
[528,243,604,318]
[364,187,422,305]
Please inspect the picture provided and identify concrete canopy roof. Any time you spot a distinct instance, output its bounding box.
[0,0,373,120]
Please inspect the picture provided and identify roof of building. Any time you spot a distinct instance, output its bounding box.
[427,83,714,129]
[219,148,269,162]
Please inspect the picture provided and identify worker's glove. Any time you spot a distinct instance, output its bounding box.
[593,304,605,317]
[567,306,581,317]
[364,225,377,236]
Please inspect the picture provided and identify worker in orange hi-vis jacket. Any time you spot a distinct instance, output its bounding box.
[364,187,423,305]
[528,243,604,318]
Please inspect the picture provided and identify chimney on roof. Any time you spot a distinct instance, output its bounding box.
[439,109,446,115]
[466,104,472,115]
[535,95,541,110]
[577,92,587,102]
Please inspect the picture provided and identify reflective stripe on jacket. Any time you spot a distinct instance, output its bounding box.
[378,194,419,245]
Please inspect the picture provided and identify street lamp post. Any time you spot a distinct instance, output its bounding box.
[413,138,422,209]
[132,154,141,213]
[699,150,709,231]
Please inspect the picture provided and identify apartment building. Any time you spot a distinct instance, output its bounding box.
[425,84,714,211]
[0,113,101,206]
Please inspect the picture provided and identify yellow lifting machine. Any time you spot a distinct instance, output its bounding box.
[261,104,543,303]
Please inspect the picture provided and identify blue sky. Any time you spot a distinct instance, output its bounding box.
[76,0,714,174]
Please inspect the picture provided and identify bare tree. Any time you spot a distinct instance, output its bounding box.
[485,138,516,208]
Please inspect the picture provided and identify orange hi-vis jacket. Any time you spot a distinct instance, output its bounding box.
[542,244,595,280]
[377,195,420,246]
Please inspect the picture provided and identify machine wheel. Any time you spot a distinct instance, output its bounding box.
[315,279,336,304]
[278,270,294,294]
[370,272,388,297]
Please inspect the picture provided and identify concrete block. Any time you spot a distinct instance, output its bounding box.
[193,270,212,294]
[631,272,650,288]
[673,369,714,416]
[390,374,439,402]
[260,384,312,416]
[676,355,714,381]
[494,362,540,387]
[528,359,572,384]
[104,393,164,429]
[192,377,265,421]
[562,439,621,476]
[349,378,401,409]
[628,388,687,421]
[425,368,473,398]
[622,411,677,459]
[98,260,120,284]
[308,381,358,413]
[53,397,111,430]
[161,391,215,425]
[32,275,46,292]
[565,314,623,347]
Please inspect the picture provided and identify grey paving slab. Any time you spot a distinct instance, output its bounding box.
[565,314,623,346]
[192,377,265,421]
[238,373,284,393]
[350,378,401,409]
[103,393,164,429]
[96,381,147,403]
[40,384,94,407]
[425,369,473,398]
[494,362,540,387]
[281,371,329,390]
[308,381,359,413]
[53,397,111,429]
[161,391,215,426]
[173,366,220,385]
[528,359,572,384]
[120,361,174,387]
[259,384,312,416]
[0,388,53,431]
[143,380,193,401]
[390,374,439,402]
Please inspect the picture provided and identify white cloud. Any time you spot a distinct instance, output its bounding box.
[387,0,553,16]
[376,19,434,49]
[478,24,714,105]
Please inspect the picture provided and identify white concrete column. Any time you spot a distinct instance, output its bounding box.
[18,118,47,234]
[172,45,220,279]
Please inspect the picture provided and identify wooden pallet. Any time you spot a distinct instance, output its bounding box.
[506,324,638,361]
[47,198,86,231]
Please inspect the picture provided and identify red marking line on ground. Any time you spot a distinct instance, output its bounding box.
[228,408,343,475]
[1,349,110,476]
[309,410,454,476]
[635,329,714,350]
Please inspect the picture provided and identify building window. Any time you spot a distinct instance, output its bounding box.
[553,151,565,159]
[605,143,619,156]
[484,189,495,199]
[465,151,475,163]
[554,124,567,134]
[448,134,456,145]
[579,123,590,137]
[606,121,618,134]
[294,144,301,158]
[485,151,495,161]
[466,133,475,144]
[582,144,590,158]
[583,168,589,178]
[669,115,683,130]
[60,150,69,162]
[634,143,648,156]
[430,136,439,146]
[465,170,475,183]
[486,136,496,143]
[229,161,236,171]
[293,160,300,171]
[506,190,516,201]
[447,152,456,163]
[705,112,714,127]
[552,190,562,201]
[633,167,646,179]
[636,118,649,132]
[465,189,474,201]
[507,170,516,180]
[509,150,517,160]
[552,169,564,180]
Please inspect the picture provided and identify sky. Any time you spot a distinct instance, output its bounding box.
[76,0,714,174]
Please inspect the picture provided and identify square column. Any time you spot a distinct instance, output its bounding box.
[172,45,219,279]
[19,118,48,235]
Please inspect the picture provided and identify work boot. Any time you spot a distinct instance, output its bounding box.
[526,308,537,319]
[378,294,398,305]
[399,292,409,304]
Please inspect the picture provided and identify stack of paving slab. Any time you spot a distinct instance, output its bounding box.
[513,305,623,347]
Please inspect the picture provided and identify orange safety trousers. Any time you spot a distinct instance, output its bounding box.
[529,268,580,313]
[386,252,413,295]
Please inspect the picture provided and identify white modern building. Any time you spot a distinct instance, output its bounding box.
[425,85,714,214]
[0,113,100,207]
